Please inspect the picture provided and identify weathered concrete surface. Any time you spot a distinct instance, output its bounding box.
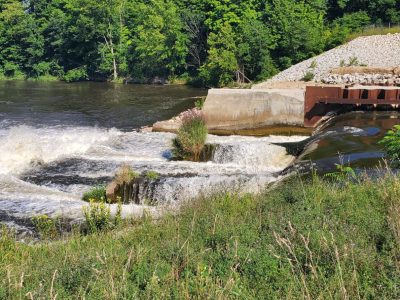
[202,88,305,130]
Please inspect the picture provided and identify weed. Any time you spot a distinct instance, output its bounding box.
[114,164,139,185]
[146,170,159,180]
[83,200,121,234]
[302,71,315,82]
[379,124,400,164]
[32,215,60,240]
[195,97,205,110]
[173,109,208,161]
[82,186,106,202]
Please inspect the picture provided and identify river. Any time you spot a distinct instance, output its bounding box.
[0,82,397,236]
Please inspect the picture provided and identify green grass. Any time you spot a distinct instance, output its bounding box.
[1,173,400,299]
[346,26,400,41]
[82,186,107,202]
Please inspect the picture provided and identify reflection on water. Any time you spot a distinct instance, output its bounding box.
[0,81,206,130]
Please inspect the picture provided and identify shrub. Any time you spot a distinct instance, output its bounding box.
[195,97,205,110]
[63,67,88,82]
[82,186,106,202]
[302,71,314,82]
[31,215,59,240]
[83,201,122,234]
[379,124,400,163]
[173,109,208,161]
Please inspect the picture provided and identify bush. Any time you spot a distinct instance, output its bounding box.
[173,109,208,161]
[32,215,59,240]
[379,124,400,163]
[195,97,205,110]
[83,201,122,234]
[63,67,88,82]
[82,186,106,202]
[302,71,315,82]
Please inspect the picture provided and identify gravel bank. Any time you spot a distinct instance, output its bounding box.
[254,34,400,88]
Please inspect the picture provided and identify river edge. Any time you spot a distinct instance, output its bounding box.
[2,168,398,299]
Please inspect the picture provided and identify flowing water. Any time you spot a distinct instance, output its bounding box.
[0,82,305,235]
[0,81,397,236]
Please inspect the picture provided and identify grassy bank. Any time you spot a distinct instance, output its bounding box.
[1,173,400,299]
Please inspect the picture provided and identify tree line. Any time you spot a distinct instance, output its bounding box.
[0,0,399,87]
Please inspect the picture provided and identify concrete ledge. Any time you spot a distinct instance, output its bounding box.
[203,89,305,130]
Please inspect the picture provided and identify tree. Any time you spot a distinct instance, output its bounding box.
[128,0,188,80]
[0,0,44,77]
[266,0,326,69]
[200,23,238,87]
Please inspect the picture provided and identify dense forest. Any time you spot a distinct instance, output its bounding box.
[0,0,399,86]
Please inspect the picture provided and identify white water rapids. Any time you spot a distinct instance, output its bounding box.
[0,124,307,233]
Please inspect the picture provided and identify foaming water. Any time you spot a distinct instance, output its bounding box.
[0,125,122,174]
[0,123,306,233]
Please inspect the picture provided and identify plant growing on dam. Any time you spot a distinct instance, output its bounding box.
[114,164,139,185]
[172,109,208,161]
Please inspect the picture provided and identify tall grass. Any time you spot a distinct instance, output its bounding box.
[346,25,400,41]
[1,172,400,299]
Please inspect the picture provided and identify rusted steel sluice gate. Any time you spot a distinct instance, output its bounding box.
[304,86,400,127]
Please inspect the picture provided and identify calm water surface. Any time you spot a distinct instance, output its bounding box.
[0,81,206,130]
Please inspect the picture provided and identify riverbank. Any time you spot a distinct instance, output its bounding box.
[1,172,399,298]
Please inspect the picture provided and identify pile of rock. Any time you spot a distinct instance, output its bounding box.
[256,34,400,85]
[321,73,400,86]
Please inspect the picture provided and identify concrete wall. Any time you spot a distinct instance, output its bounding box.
[203,89,305,130]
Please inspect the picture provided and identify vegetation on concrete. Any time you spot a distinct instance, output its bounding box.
[1,0,399,86]
[172,109,208,162]
[114,165,139,185]
[1,172,400,298]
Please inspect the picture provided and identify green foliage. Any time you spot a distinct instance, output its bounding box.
[145,170,159,180]
[173,110,208,161]
[82,186,107,202]
[379,124,400,163]
[302,71,315,82]
[1,173,400,298]
[31,215,60,240]
[83,201,122,234]
[324,163,356,181]
[0,0,397,86]
[194,97,205,110]
[63,67,89,82]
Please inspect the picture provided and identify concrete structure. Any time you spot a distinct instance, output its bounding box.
[305,85,400,127]
[202,88,305,130]
[153,84,400,134]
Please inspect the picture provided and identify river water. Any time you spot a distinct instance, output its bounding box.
[0,82,397,235]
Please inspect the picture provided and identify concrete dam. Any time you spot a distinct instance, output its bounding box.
[202,86,400,132]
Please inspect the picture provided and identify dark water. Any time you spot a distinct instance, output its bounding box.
[0,81,206,130]
[299,111,400,173]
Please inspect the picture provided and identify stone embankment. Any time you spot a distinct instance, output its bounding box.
[321,66,400,86]
[254,34,400,86]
